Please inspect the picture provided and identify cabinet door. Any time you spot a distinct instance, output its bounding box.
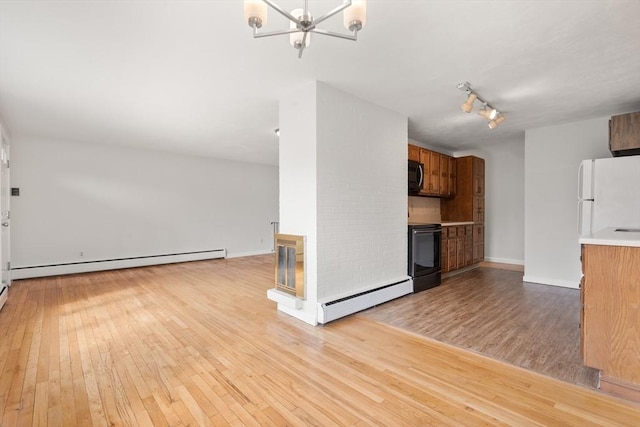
[439,155,449,196]
[472,225,484,263]
[419,149,432,195]
[429,151,440,195]
[441,233,448,274]
[448,235,457,271]
[473,157,485,196]
[609,112,640,152]
[448,157,457,197]
[456,236,465,269]
[408,144,420,162]
[464,225,473,266]
[473,196,485,223]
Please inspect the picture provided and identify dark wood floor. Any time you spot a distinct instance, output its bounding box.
[360,265,600,389]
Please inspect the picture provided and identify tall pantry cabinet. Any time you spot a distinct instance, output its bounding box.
[441,156,485,263]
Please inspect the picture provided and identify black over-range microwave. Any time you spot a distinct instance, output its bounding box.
[408,160,424,195]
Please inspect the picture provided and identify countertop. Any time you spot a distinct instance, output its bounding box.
[579,227,640,247]
[441,221,475,226]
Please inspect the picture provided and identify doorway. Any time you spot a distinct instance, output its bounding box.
[1,132,10,290]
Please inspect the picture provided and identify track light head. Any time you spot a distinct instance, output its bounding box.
[488,115,506,130]
[461,93,477,113]
[478,106,499,120]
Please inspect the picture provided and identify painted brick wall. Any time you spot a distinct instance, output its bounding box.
[315,82,408,302]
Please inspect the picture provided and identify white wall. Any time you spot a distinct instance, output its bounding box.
[11,136,279,268]
[278,81,319,325]
[455,138,526,265]
[523,116,611,288]
[277,81,409,324]
[316,82,408,302]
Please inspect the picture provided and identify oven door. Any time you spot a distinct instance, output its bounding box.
[409,228,442,277]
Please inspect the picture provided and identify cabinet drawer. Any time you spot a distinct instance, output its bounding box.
[446,227,457,239]
[465,225,473,236]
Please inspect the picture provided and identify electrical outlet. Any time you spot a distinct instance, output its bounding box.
[80,251,84,257]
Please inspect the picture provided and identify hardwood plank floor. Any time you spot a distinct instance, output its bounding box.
[0,255,637,426]
[362,266,600,389]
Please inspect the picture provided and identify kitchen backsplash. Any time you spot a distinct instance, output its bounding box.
[408,196,441,223]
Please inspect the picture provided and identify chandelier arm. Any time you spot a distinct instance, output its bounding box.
[261,0,301,25]
[298,31,309,59]
[310,28,357,41]
[312,0,352,27]
[253,28,301,38]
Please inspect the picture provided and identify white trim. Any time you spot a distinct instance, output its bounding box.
[522,275,579,289]
[484,257,524,266]
[317,279,413,324]
[267,288,303,309]
[276,303,318,326]
[226,249,274,258]
[11,250,226,279]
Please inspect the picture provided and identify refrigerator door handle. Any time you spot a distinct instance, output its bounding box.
[577,200,583,237]
[577,200,593,237]
[578,161,584,199]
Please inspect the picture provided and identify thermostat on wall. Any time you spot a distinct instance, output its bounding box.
[11,188,19,196]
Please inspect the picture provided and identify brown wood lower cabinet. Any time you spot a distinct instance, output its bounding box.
[581,244,640,402]
[472,225,484,263]
[442,224,479,274]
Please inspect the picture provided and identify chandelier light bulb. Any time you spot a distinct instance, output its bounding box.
[244,0,268,28]
[344,0,367,31]
[290,9,311,49]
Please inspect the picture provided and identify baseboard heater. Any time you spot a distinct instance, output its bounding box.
[317,278,412,324]
[11,249,226,280]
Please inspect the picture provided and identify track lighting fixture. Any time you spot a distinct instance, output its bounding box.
[457,82,505,130]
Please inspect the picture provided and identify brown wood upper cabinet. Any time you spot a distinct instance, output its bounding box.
[408,144,420,162]
[609,111,640,156]
[409,144,455,197]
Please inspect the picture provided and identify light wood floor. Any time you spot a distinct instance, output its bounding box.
[0,255,638,426]
[361,266,600,389]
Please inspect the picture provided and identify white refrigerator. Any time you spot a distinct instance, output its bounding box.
[577,156,640,237]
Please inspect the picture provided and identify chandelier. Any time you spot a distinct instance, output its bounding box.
[243,0,367,58]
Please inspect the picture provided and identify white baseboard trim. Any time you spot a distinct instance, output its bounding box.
[11,249,226,279]
[226,249,274,259]
[317,278,413,324]
[484,257,524,266]
[522,275,579,289]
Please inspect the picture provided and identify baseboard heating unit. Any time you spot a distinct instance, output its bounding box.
[11,249,226,280]
[317,278,412,324]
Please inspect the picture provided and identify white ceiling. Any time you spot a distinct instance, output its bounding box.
[1,1,639,166]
